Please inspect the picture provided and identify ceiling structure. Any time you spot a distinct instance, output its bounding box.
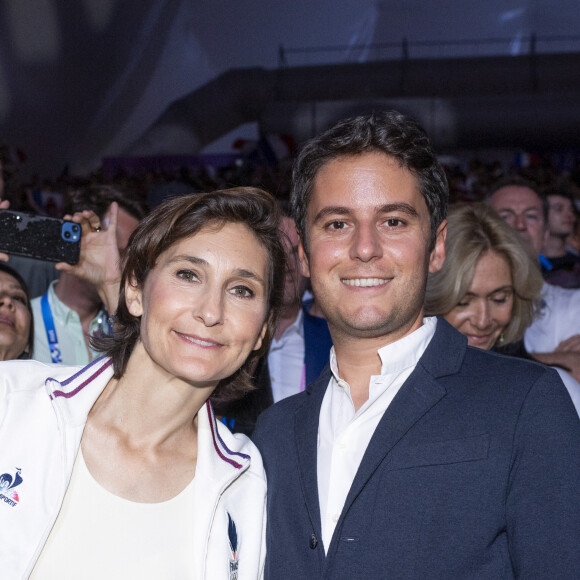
[0,0,579,177]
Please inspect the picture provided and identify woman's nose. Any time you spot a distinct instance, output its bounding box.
[0,295,14,310]
[472,302,491,329]
[195,294,224,327]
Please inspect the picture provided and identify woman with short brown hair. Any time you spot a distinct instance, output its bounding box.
[1,187,285,579]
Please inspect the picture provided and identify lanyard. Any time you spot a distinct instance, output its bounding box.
[41,292,62,364]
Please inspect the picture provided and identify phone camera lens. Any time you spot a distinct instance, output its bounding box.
[72,225,79,232]
[64,231,71,239]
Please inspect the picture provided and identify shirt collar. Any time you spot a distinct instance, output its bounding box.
[329,316,438,382]
[49,280,108,325]
[272,306,304,345]
[48,280,74,322]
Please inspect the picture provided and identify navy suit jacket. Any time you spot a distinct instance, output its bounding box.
[253,319,580,579]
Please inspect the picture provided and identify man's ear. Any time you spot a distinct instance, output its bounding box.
[428,221,447,274]
[252,319,269,352]
[125,277,144,317]
[298,238,311,278]
[542,225,550,250]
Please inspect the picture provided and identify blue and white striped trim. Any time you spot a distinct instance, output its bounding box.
[205,401,250,469]
[48,357,113,400]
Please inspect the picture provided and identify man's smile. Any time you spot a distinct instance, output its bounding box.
[341,278,391,287]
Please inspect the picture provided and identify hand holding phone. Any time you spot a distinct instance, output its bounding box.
[55,202,123,314]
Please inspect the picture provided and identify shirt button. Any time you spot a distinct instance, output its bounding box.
[309,533,318,549]
[338,441,347,450]
[332,513,339,523]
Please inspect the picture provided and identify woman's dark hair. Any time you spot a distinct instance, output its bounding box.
[0,262,34,359]
[94,187,286,402]
[291,110,449,251]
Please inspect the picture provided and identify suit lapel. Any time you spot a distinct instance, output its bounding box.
[339,366,446,517]
[333,319,466,543]
[293,370,330,538]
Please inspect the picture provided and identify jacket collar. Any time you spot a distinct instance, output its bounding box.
[303,317,466,396]
[45,357,114,428]
[45,357,252,478]
[417,317,467,378]
[199,400,251,478]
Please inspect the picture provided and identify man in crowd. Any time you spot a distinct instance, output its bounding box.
[540,187,580,287]
[253,111,580,578]
[261,208,331,400]
[489,180,580,380]
[31,185,145,365]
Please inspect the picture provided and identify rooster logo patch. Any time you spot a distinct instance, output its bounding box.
[228,512,239,580]
[0,467,23,507]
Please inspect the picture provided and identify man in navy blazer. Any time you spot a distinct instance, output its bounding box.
[253,111,580,578]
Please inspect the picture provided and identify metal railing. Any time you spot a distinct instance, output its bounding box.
[278,34,580,67]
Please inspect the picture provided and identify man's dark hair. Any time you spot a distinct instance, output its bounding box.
[64,184,147,222]
[541,186,577,215]
[290,110,449,249]
[93,187,286,403]
[488,176,549,223]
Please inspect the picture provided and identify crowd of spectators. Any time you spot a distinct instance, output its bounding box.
[1,138,579,412]
[0,144,293,218]
[1,112,579,576]
[3,141,580,218]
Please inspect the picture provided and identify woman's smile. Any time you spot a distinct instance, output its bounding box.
[444,251,514,351]
[174,331,223,349]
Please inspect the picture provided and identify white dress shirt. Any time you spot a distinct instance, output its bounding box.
[524,282,580,353]
[268,307,305,402]
[31,281,108,365]
[317,317,437,551]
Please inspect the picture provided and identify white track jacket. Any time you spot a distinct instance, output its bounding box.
[0,357,266,579]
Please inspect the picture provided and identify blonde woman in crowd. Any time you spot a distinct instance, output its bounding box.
[425,202,580,413]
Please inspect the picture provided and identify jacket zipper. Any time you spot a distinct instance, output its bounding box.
[22,393,71,578]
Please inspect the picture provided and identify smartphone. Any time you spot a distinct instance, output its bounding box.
[0,210,81,265]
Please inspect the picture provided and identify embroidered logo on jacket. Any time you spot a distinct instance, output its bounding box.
[0,467,23,507]
[228,512,239,580]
